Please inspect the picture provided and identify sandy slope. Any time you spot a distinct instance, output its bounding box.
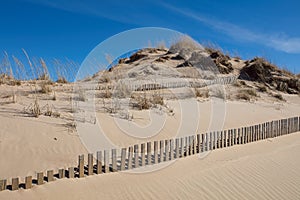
[0,80,299,199]
[1,131,300,200]
[0,46,299,199]
[0,95,299,179]
[74,94,300,153]
[0,114,87,179]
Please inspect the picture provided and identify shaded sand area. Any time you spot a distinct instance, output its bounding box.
[1,131,300,200]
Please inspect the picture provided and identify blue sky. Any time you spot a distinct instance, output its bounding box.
[1,0,300,75]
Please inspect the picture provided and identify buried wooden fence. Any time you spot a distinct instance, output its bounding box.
[98,76,238,91]
[0,116,299,192]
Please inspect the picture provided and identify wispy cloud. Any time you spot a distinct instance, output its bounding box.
[22,0,163,26]
[162,3,300,54]
[269,36,300,54]
[22,0,300,54]
[23,0,120,20]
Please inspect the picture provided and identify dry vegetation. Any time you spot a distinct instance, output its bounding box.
[0,44,299,125]
[272,93,285,101]
[239,57,300,94]
[205,46,234,74]
[194,88,209,98]
[129,92,164,110]
[0,51,79,129]
[236,89,258,101]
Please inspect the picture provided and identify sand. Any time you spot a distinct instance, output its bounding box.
[1,93,299,179]
[1,131,300,200]
[0,79,299,199]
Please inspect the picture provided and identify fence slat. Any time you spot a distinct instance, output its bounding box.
[232,129,236,145]
[275,121,278,137]
[214,132,218,149]
[232,129,235,145]
[68,167,74,178]
[196,134,201,153]
[239,128,243,144]
[254,125,257,141]
[224,131,227,147]
[280,120,283,136]
[78,154,84,177]
[298,117,300,131]
[254,125,259,142]
[147,142,151,165]
[159,140,164,162]
[134,145,139,168]
[265,123,268,139]
[188,136,192,154]
[104,150,109,173]
[58,169,65,179]
[244,127,248,143]
[209,132,213,150]
[259,124,262,140]
[128,146,133,170]
[220,131,224,148]
[0,180,7,191]
[121,148,126,171]
[88,153,93,175]
[165,140,170,161]
[47,170,54,182]
[201,134,205,152]
[25,176,32,189]
[175,138,179,158]
[297,117,300,132]
[141,143,146,166]
[241,128,244,144]
[251,126,254,142]
[271,121,274,138]
[180,138,184,157]
[228,130,232,146]
[154,141,158,164]
[170,139,174,160]
[182,137,188,157]
[12,178,19,191]
[184,137,188,156]
[96,151,102,174]
[37,172,44,185]
[112,149,117,172]
[248,127,251,142]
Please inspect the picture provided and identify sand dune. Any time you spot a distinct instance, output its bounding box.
[0,46,299,199]
[1,95,299,180]
[1,131,300,200]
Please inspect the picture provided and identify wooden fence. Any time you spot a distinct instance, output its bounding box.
[0,116,299,192]
[98,76,238,91]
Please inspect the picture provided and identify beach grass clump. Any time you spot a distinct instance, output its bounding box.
[78,89,87,102]
[131,92,165,110]
[236,89,258,101]
[211,87,225,99]
[242,89,257,97]
[273,93,285,101]
[258,85,267,92]
[137,94,151,110]
[103,88,112,98]
[194,88,209,98]
[151,92,164,105]
[131,93,151,110]
[24,98,41,117]
[236,93,251,101]
[169,35,202,58]
[56,77,68,84]
[40,82,52,94]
